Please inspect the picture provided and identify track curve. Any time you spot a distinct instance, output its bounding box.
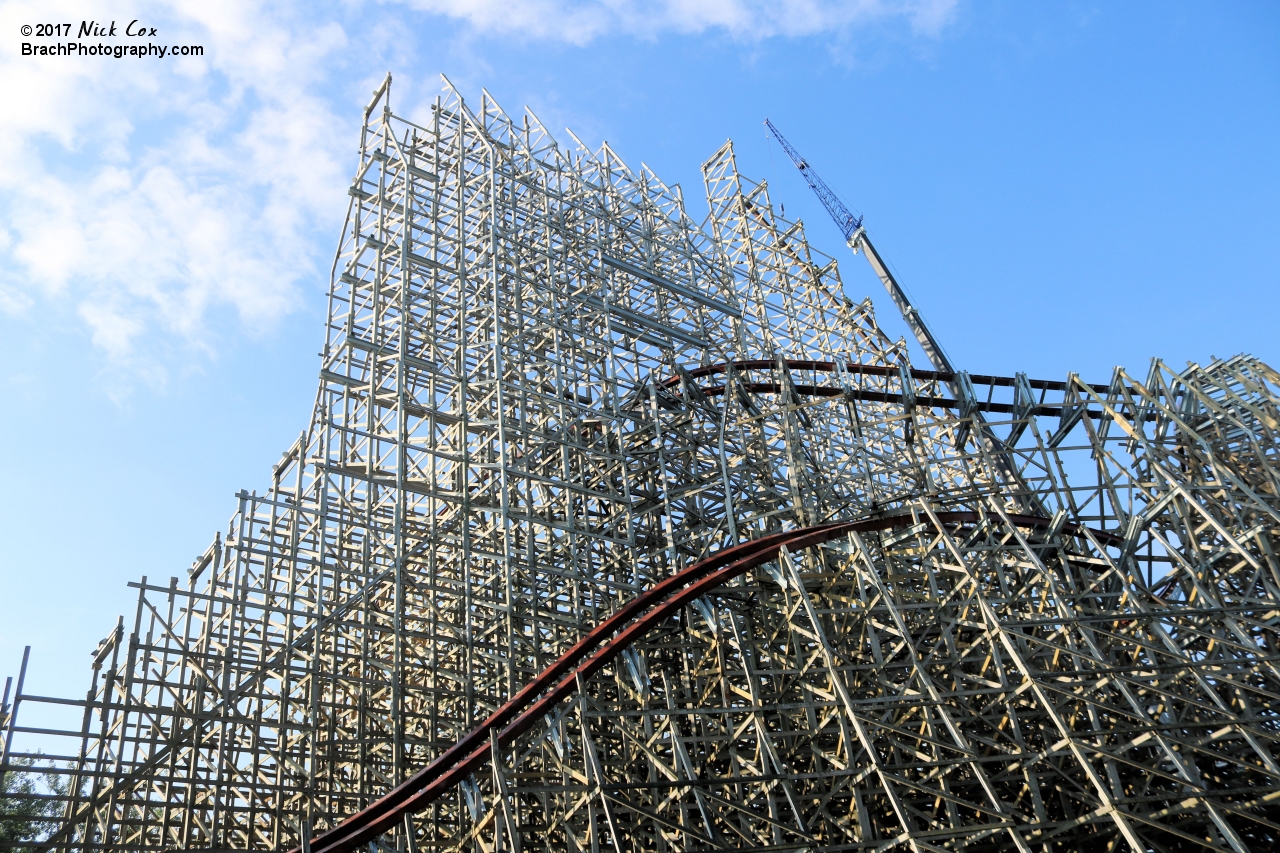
[654,359,1110,418]
[295,510,1116,853]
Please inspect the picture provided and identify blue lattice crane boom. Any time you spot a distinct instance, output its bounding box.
[764,120,1044,513]
[763,119,863,243]
[763,118,953,376]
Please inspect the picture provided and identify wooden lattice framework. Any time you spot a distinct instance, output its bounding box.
[3,75,1279,853]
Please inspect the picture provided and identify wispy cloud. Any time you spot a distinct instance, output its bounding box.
[0,0,355,377]
[0,0,959,383]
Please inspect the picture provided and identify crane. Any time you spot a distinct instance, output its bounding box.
[764,120,1045,513]
[763,119,953,376]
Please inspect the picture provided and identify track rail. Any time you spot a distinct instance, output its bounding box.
[293,511,1118,853]
[658,359,1110,418]
[664,359,1104,393]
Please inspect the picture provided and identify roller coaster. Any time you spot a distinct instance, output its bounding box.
[3,75,1279,853]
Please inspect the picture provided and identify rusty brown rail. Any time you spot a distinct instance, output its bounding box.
[293,510,1118,853]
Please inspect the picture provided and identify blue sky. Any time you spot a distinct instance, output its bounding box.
[1,1,1277,702]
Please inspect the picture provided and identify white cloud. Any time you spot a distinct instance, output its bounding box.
[397,0,959,43]
[0,0,353,380]
[0,0,959,382]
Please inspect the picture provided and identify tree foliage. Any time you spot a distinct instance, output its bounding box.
[1,757,67,851]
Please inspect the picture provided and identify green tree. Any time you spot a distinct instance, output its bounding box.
[1,757,67,851]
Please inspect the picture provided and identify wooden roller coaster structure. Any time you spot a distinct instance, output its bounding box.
[4,75,1279,853]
